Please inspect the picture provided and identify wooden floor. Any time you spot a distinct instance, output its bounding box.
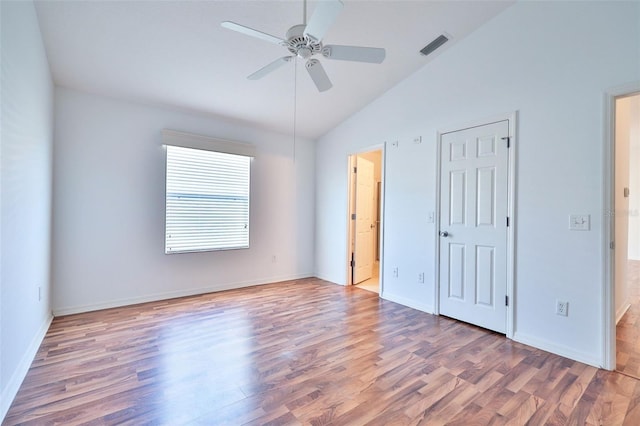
[617,260,640,379]
[5,278,640,425]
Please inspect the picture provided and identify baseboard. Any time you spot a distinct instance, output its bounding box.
[380,291,434,314]
[314,273,346,286]
[53,273,314,316]
[1,313,53,422]
[616,302,631,325]
[513,331,601,368]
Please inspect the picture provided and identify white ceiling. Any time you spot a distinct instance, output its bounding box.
[34,1,514,140]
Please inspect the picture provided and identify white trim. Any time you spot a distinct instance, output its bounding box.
[616,303,631,325]
[438,111,518,136]
[513,331,601,369]
[380,144,387,296]
[162,129,256,157]
[1,314,53,422]
[603,90,615,371]
[346,155,356,286]
[434,132,442,316]
[433,112,517,338]
[381,292,434,314]
[602,81,640,371]
[53,273,313,316]
[315,273,344,285]
[505,112,518,339]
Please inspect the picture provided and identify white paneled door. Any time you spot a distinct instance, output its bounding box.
[354,156,375,284]
[439,120,510,333]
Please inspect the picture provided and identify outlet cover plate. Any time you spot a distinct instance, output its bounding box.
[556,300,569,316]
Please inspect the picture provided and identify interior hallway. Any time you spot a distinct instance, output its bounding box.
[616,260,640,378]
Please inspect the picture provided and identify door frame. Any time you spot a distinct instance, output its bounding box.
[434,112,518,339]
[346,144,385,292]
[602,82,640,371]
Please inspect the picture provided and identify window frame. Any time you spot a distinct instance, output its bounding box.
[162,129,255,255]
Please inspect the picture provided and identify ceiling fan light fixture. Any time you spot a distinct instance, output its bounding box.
[298,47,313,59]
[220,0,384,92]
[284,24,323,57]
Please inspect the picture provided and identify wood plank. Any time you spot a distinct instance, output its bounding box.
[4,277,640,425]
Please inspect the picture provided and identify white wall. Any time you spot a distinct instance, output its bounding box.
[53,88,315,315]
[0,0,54,419]
[315,1,640,367]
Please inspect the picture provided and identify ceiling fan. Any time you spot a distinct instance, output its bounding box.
[221,0,385,92]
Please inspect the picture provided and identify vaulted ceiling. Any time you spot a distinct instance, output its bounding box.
[34,1,514,140]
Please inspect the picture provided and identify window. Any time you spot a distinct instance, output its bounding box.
[163,130,254,254]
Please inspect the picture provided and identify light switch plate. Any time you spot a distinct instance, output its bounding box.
[569,214,590,231]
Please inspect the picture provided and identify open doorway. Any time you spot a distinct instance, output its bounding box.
[614,92,640,378]
[347,149,383,294]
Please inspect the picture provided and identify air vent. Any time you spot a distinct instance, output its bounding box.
[420,34,449,56]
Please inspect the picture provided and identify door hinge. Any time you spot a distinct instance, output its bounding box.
[350,254,355,268]
[353,166,357,173]
[610,241,615,250]
[506,216,510,227]
[505,295,509,307]
[351,213,356,220]
[501,136,511,148]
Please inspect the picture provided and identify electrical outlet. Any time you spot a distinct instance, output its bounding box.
[418,272,424,283]
[393,267,398,278]
[556,300,569,316]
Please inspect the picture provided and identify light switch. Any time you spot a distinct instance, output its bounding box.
[569,214,590,231]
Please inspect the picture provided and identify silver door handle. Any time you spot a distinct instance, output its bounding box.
[439,231,449,237]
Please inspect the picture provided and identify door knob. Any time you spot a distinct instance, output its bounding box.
[439,231,449,237]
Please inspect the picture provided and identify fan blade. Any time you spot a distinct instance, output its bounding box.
[221,21,284,45]
[248,56,293,80]
[306,59,332,92]
[322,45,386,64]
[303,0,343,42]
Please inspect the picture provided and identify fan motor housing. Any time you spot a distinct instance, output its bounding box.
[285,24,322,58]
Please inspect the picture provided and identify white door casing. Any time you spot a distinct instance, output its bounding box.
[354,156,375,284]
[603,84,640,371]
[438,120,510,333]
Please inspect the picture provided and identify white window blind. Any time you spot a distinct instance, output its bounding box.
[165,144,251,254]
